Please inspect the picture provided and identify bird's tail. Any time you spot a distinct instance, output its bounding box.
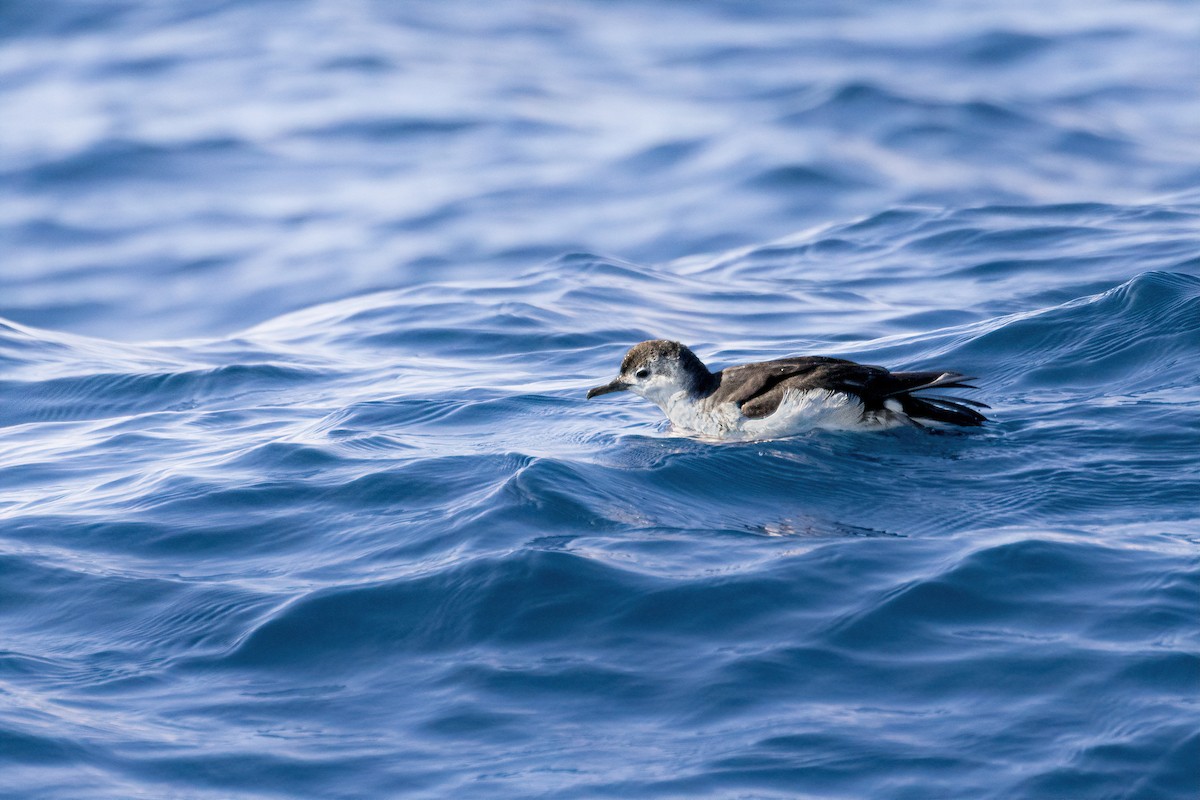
[889,371,989,427]
[899,394,989,426]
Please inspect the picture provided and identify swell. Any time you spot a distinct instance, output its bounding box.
[2,2,1199,797]
[953,271,1200,393]
[0,363,335,427]
[183,532,1199,799]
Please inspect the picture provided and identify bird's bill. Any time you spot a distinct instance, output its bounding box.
[586,379,629,399]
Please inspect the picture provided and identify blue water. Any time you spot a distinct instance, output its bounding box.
[3,2,1199,798]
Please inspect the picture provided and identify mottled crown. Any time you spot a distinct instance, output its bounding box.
[620,340,709,377]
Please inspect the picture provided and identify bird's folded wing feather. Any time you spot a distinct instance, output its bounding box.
[711,357,884,419]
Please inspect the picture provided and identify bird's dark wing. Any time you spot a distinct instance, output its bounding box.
[709,358,988,424]
[709,357,886,419]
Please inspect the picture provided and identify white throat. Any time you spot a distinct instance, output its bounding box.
[639,386,739,438]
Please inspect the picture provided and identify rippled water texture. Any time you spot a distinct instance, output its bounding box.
[2,2,1199,798]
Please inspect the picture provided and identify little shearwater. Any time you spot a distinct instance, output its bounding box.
[586,340,988,439]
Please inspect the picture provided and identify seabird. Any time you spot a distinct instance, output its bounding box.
[586,339,988,439]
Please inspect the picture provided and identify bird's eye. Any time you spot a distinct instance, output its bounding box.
[635,368,651,379]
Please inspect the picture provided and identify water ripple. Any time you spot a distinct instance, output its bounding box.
[2,1,1199,797]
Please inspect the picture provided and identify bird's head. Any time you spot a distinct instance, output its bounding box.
[586,340,710,407]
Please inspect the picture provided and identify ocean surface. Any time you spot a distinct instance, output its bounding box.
[2,1,1199,798]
